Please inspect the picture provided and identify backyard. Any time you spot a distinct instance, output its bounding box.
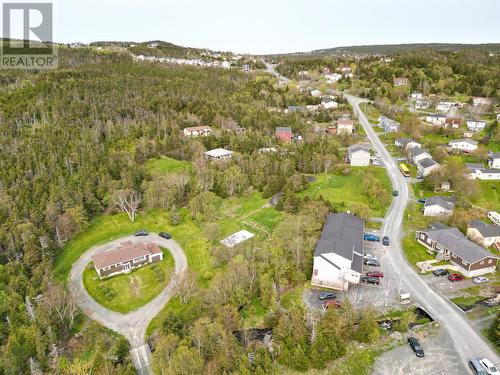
[83,248,175,313]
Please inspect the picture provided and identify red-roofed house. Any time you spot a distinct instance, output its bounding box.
[91,241,163,278]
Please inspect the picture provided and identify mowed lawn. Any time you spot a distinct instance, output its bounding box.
[299,167,392,217]
[83,249,174,313]
[474,180,500,211]
[146,156,192,174]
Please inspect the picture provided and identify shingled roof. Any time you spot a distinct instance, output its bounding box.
[91,241,162,270]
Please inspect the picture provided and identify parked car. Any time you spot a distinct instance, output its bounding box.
[382,236,390,246]
[364,259,380,267]
[134,230,149,236]
[364,233,381,242]
[367,271,384,278]
[159,232,172,239]
[392,190,399,196]
[407,337,424,357]
[417,198,427,204]
[479,358,499,375]
[361,276,380,285]
[473,276,489,284]
[323,300,342,309]
[448,273,464,282]
[318,291,336,300]
[469,358,488,375]
[363,252,377,260]
[432,269,449,277]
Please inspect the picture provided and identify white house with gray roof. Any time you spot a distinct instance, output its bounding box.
[379,116,400,133]
[348,144,370,166]
[408,147,432,165]
[466,163,500,180]
[489,152,500,169]
[448,139,478,153]
[416,157,440,177]
[311,213,364,291]
[416,225,498,277]
[467,220,500,248]
[466,119,487,132]
[423,196,455,216]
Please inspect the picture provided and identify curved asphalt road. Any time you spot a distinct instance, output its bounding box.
[346,94,499,367]
[69,234,188,375]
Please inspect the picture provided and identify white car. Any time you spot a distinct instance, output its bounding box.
[473,276,489,284]
[479,358,499,375]
[363,253,377,261]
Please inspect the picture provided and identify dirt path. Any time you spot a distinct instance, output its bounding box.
[69,234,188,375]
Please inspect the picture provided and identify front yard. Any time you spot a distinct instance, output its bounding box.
[83,249,175,313]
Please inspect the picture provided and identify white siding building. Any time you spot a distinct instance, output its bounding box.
[448,139,478,152]
[423,196,455,216]
[348,144,370,166]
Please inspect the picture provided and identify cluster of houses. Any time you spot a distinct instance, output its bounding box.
[327,116,355,135]
[395,137,440,177]
[134,54,235,69]
[465,152,500,180]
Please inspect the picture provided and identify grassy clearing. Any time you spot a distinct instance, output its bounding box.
[299,167,391,217]
[402,235,433,267]
[240,298,268,329]
[146,156,192,175]
[474,180,500,211]
[451,296,483,310]
[83,249,174,313]
[246,208,284,233]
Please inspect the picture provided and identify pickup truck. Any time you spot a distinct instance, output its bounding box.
[364,233,381,242]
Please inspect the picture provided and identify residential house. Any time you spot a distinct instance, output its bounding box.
[489,152,500,169]
[415,99,430,109]
[221,119,245,134]
[348,144,371,166]
[408,147,432,164]
[310,89,322,97]
[204,148,233,160]
[337,117,355,135]
[311,213,364,291]
[423,196,455,216]
[472,97,492,107]
[466,119,487,132]
[324,73,343,83]
[242,64,250,72]
[463,131,474,138]
[379,116,400,133]
[394,77,409,86]
[395,138,421,150]
[91,241,163,278]
[425,114,447,126]
[466,163,500,180]
[416,157,440,177]
[286,105,307,114]
[321,99,338,110]
[448,139,478,153]
[441,181,451,192]
[276,127,293,142]
[416,225,498,277]
[436,101,458,112]
[411,92,423,99]
[183,125,213,137]
[467,220,500,248]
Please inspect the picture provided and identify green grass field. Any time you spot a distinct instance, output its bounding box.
[299,167,391,217]
[402,235,434,267]
[474,180,500,211]
[83,249,174,313]
[146,156,192,175]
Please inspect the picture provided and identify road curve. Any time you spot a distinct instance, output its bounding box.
[69,234,188,374]
[346,94,499,366]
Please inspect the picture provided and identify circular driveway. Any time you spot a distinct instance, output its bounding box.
[69,234,187,374]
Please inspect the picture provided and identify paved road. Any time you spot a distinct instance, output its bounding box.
[69,234,188,375]
[346,94,499,366]
[264,62,290,83]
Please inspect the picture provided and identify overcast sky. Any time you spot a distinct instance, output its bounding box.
[50,0,500,54]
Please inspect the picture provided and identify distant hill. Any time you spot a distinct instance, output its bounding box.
[266,43,500,57]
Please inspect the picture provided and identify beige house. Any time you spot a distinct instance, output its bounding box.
[348,144,370,166]
[467,220,500,248]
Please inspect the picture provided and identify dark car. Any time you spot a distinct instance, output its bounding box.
[361,276,380,285]
[417,199,427,204]
[323,300,342,309]
[432,269,449,277]
[364,259,380,267]
[448,273,464,282]
[318,291,336,300]
[134,230,149,236]
[382,236,390,246]
[367,271,384,278]
[392,190,399,196]
[408,337,424,357]
[159,232,171,239]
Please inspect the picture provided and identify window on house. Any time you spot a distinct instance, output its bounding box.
[313,269,318,276]
[480,261,484,265]
[488,259,493,264]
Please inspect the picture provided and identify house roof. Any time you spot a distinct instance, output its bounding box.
[427,114,446,118]
[409,147,430,157]
[276,126,292,132]
[184,125,211,132]
[419,227,498,263]
[204,148,233,157]
[430,221,449,230]
[348,144,370,154]
[469,220,500,238]
[314,213,364,272]
[338,118,354,126]
[465,162,485,171]
[491,152,500,159]
[449,139,478,146]
[424,196,455,211]
[417,157,439,169]
[91,241,162,270]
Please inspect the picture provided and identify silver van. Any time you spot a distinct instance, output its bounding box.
[469,358,488,375]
